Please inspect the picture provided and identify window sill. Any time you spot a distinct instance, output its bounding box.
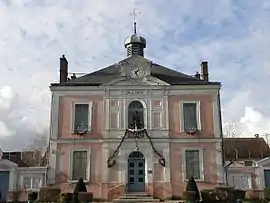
[71,131,91,135]
[184,178,204,182]
[23,188,40,191]
[68,179,90,183]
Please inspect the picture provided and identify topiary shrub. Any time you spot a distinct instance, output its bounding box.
[233,189,245,202]
[264,187,270,201]
[201,189,216,203]
[39,187,61,201]
[28,191,38,202]
[60,192,73,203]
[78,192,93,203]
[183,176,200,202]
[73,178,87,203]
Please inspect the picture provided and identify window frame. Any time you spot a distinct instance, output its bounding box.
[69,148,91,183]
[229,173,252,189]
[180,101,201,132]
[21,175,42,191]
[182,148,204,181]
[71,101,93,133]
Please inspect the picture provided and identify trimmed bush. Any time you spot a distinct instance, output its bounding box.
[28,191,38,201]
[233,189,245,201]
[78,192,93,203]
[73,178,87,203]
[60,192,73,203]
[201,189,215,203]
[184,176,200,202]
[264,187,270,201]
[39,187,61,201]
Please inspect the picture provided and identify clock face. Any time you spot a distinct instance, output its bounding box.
[129,66,144,79]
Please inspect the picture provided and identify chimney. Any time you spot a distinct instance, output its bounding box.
[195,71,201,79]
[255,134,259,138]
[60,54,68,83]
[201,61,209,81]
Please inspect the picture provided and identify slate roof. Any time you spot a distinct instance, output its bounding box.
[51,56,220,86]
[223,138,270,160]
[2,151,48,167]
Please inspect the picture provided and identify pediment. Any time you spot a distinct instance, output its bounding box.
[0,159,18,170]
[257,157,270,167]
[102,75,170,86]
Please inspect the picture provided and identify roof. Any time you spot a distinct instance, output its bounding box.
[51,55,220,87]
[223,138,270,160]
[2,151,48,167]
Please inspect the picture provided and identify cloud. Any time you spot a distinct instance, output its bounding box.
[0,1,269,150]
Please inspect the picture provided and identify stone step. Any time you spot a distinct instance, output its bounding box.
[113,199,160,203]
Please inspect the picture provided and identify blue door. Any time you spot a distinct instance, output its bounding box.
[264,170,270,187]
[128,151,145,192]
[0,171,10,202]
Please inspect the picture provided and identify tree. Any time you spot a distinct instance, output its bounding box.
[73,178,87,203]
[222,121,242,186]
[223,121,242,167]
[22,136,48,166]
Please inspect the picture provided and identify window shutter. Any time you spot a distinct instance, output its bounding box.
[72,151,87,180]
[74,104,89,130]
[183,103,197,131]
[185,150,200,179]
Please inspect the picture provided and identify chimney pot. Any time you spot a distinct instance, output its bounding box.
[60,54,68,83]
[195,71,201,79]
[201,61,209,81]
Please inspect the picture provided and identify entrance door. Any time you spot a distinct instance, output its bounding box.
[265,170,270,187]
[128,151,145,192]
[0,171,10,202]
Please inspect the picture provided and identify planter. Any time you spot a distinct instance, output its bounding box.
[184,191,199,201]
[78,192,93,203]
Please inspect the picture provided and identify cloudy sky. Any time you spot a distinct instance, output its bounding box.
[0,0,269,150]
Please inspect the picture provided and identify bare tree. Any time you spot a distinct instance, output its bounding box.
[22,136,48,166]
[222,121,242,186]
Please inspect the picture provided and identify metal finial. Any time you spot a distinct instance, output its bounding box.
[134,22,137,34]
[130,9,141,34]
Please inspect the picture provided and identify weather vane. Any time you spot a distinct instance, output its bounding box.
[130,9,141,34]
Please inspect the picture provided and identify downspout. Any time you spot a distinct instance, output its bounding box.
[218,89,227,186]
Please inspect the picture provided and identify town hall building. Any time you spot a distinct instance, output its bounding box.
[47,23,224,200]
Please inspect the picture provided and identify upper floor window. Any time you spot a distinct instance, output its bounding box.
[128,101,144,129]
[181,101,201,132]
[73,102,92,133]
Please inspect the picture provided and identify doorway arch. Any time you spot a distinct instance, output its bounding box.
[127,151,145,192]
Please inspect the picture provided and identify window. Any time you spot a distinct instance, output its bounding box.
[71,150,89,181]
[73,103,92,133]
[128,101,144,129]
[244,161,253,166]
[22,176,41,190]
[185,150,201,180]
[230,174,251,189]
[182,101,201,132]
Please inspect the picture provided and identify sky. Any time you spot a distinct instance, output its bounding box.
[0,0,269,150]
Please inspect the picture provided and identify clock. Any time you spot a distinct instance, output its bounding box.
[129,66,144,79]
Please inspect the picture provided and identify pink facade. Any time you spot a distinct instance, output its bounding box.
[47,32,224,201]
[47,86,224,200]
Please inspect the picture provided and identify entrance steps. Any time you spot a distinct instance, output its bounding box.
[113,192,160,202]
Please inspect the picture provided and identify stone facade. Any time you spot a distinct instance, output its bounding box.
[47,30,224,200]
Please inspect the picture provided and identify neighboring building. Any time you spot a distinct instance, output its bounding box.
[0,149,47,201]
[47,24,224,200]
[224,137,270,196]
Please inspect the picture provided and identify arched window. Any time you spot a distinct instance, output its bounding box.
[128,101,144,129]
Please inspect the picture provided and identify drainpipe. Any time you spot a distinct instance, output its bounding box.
[218,89,227,186]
